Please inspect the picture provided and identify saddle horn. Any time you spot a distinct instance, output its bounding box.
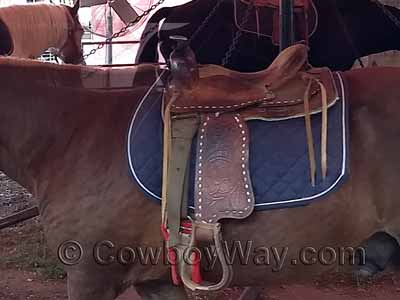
[168,35,199,90]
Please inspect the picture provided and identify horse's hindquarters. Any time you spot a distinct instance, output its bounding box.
[0,19,12,55]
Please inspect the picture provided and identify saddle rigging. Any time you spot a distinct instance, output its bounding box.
[160,40,338,291]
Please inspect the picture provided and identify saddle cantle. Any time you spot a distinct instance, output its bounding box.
[132,43,347,292]
[234,0,318,46]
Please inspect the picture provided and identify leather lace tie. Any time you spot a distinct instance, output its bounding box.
[303,77,328,186]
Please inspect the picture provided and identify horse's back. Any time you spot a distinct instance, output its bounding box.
[0,57,161,91]
[343,67,400,108]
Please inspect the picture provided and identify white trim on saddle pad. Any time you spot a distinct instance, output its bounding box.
[127,69,167,201]
[127,71,348,209]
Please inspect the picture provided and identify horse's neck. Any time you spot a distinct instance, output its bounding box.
[1,5,69,58]
[0,62,163,202]
[0,69,81,193]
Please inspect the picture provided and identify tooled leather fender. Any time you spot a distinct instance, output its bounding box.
[193,113,254,223]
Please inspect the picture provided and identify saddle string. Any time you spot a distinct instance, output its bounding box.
[318,79,328,179]
[303,77,329,186]
[303,80,316,186]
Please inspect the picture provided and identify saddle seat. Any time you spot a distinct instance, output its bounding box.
[169,44,337,119]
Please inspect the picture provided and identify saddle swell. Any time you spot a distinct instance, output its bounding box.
[161,44,340,291]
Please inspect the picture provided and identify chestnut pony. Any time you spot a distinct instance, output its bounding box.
[0,1,83,64]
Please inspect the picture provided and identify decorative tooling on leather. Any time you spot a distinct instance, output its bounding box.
[194,113,254,223]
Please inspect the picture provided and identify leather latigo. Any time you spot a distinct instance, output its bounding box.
[194,114,254,223]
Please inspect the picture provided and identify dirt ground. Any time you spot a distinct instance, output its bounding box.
[2,172,400,300]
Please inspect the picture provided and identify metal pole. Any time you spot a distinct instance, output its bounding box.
[105,0,113,64]
[279,0,294,52]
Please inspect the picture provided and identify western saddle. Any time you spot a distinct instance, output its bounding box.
[161,39,337,291]
[235,0,318,45]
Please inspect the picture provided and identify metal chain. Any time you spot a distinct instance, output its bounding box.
[221,4,252,66]
[372,0,400,31]
[81,0,165,61]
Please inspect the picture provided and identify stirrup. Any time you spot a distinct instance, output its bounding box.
[179,222,233,291]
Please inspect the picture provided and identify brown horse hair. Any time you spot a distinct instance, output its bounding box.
[0,3,71,58]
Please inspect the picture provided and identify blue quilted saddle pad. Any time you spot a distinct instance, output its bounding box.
[127,73,349,210]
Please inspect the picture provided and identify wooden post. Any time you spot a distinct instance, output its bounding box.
[0,207,39,230]
[279,0,294,51]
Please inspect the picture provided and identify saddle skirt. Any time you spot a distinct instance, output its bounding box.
[127,69,349,211]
